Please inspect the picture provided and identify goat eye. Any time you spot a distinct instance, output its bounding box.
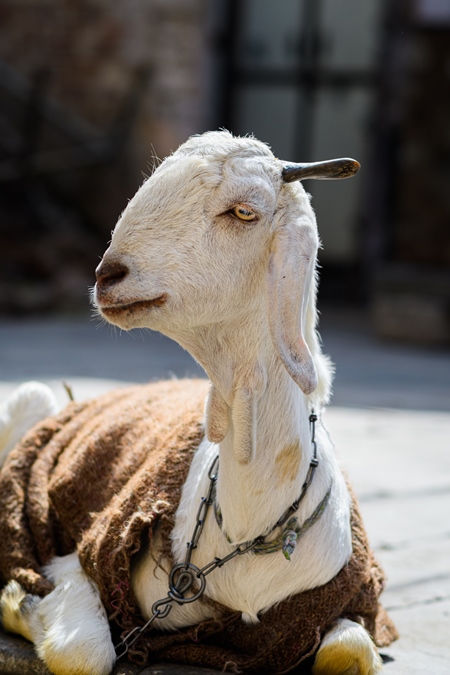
[230,205,258,222]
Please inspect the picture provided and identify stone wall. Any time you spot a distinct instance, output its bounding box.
[0,0,214,313]
[0,0,211,161]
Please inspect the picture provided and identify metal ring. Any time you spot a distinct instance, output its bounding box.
[168,563,206,604]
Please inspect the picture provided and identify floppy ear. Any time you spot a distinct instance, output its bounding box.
[266,218,318,395]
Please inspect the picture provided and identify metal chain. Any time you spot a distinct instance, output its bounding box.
[115,411,318,659]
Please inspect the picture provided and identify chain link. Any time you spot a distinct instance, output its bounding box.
[115,412,318,659]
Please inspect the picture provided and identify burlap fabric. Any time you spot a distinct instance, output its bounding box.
[0,379,397,673]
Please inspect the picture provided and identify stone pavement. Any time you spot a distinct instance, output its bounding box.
[0,308,449,674]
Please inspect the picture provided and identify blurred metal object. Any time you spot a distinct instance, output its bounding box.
[414,0,450,25]
[223,0,382,274]
[365,0,450,344]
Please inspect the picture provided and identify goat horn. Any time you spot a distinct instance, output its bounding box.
[282,158,360,182]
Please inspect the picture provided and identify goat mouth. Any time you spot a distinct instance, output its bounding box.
[100,294,168,316]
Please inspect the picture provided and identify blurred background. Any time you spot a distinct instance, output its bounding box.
[0,0,449,409]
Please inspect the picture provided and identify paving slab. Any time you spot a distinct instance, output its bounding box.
[0,630,50,675]
[325,407,450,675]
[378,601,450,675]
[374,537,450,601]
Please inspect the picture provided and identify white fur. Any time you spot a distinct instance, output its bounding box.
[1,554,115,675]
[0,381,58,468]
[0,132,381,674]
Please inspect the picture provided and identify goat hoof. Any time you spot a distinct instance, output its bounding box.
[0,580,39,642]
[312,619,383,675]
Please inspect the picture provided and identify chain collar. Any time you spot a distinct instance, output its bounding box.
[115,411,330,659]
[213,482,332,557]
[212,410,328,555]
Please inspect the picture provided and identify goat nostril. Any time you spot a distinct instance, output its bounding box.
[95,260,129,287]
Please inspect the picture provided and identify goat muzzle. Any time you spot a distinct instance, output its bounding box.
[95,260,129,291]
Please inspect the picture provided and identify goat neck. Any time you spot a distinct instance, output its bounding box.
[176,311,314,545]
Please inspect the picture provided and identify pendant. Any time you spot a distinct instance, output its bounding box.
[282,530,298,561]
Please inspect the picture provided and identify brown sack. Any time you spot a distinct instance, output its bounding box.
[0,379,397,673]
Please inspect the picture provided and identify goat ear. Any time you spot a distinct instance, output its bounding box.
[282,158,360,182]
[266,222,318,395]
[206,384,229,444]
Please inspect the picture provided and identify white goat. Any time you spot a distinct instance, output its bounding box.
[0,131,386,675]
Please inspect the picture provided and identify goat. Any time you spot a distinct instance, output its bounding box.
[0,131,396,675]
